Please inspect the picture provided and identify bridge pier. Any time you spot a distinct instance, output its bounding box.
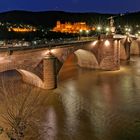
[43,53,57,89]
[99,35,120,70]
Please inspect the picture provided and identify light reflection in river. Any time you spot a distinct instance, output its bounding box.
[0,56,140,140]
[43,107,57,140]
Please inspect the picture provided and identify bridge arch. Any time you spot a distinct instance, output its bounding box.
[55,49,99,77]
[16,69,44,88]
[74,49,99,69]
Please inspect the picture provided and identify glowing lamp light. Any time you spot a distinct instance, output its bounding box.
[92,40,98,46]
[135,34,139,37]
[126,32,129,35]
[128,28,131,32]
[125,28,128,31]
[97,26,101,31]
[79,29,83,33]
[86,30,89,34]
[50,49,57,54]
[46,50,51,55]
[106,27,109,32]
[104,40,110,47]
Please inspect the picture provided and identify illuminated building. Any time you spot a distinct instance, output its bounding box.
[52,21,95,33]
[8,27,36,32]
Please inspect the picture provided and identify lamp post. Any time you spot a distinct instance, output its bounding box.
[79,29,83,40]
[86,30,89,38]
[97,26,102,35]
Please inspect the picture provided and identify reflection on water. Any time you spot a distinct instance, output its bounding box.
[1,56,140,140]
[43,107,57,140]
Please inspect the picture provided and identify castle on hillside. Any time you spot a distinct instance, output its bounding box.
[52,21,95,34]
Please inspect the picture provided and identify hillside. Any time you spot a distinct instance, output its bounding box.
[0,10,139,28]
[0,11,114,27]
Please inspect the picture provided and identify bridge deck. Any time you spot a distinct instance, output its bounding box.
[0,39,96,52]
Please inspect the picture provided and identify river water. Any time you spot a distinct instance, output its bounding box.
[0,55,140,140]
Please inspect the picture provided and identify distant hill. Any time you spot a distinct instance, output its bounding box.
[0,10,140,28]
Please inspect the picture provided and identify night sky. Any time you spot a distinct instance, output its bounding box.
[0,0,140,13]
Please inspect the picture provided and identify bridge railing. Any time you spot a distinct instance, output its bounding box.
[0,37,96,51]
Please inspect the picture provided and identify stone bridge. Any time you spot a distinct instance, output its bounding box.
[0,35,140,89]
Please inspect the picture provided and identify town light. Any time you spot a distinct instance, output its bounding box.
[86,30,89,34]
[79,29,83,33]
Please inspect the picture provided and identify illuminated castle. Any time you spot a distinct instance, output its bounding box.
[52,21,94,33]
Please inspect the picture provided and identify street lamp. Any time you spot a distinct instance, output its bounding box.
[97,26,101,31]
[97,26,102,36]
[128,28,131,32]
[79,29,83,40]
[125,28,131,35]
[86,30,89,37]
